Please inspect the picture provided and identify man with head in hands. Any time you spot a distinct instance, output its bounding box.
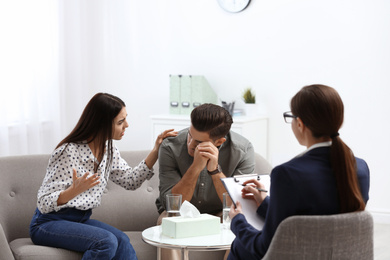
[156,103,255,260]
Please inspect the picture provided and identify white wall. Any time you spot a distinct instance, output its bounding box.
[61,0,390,222]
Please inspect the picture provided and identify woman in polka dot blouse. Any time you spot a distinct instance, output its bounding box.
[29,93,177,260]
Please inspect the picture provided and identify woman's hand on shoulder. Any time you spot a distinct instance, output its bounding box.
[145,129,178,169]
[153,129,178,150]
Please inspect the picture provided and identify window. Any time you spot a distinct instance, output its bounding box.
[0,0,61,156]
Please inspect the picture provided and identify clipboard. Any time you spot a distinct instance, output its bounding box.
[220,174,270,230]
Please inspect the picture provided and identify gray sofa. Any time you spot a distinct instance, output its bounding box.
[0,150,272,260]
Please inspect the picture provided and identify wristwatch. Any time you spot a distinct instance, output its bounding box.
[207,164,222,175]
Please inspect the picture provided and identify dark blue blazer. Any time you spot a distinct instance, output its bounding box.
[228,147,370,260]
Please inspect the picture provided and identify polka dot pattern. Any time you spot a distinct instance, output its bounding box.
[37,141,154,213]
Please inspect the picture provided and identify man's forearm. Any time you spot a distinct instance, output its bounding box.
[171,164,203,202]
[211,172,227,202]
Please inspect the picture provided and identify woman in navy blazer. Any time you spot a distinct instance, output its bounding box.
[227,84,370,260]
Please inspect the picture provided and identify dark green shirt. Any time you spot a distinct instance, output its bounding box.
[156,128,255,214]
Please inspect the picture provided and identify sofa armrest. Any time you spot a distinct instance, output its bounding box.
[0,223,15,260]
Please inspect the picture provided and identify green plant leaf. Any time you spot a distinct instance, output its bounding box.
[242,88,256,103]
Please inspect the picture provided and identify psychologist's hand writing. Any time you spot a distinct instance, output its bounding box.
[241,179,267,207]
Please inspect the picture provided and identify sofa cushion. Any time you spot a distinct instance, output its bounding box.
[9,231,156,260]
[10,238,82,260]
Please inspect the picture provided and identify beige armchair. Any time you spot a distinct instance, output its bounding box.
[262,211,373,260]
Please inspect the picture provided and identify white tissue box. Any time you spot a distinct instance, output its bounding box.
[162,213,221,238]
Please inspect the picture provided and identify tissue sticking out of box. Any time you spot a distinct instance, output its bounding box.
[180,200,201,218]
[162,201,221,238]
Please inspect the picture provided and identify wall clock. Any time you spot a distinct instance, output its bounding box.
[217,0,251,13]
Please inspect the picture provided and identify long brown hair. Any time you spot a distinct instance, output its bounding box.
[57,93,125,173]
[291,84,365,213]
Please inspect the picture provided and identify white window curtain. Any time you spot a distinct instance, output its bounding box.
[0,0,61,156]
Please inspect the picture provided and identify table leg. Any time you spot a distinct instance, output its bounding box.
[157,247,161,260]
[181,248,189,260]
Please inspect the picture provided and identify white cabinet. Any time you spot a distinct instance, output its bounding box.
[151,114,268,160]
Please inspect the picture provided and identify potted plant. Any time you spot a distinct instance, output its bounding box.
[242,88,256,104]
[242,88,257,116]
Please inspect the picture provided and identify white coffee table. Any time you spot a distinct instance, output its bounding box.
[142,224,235,260]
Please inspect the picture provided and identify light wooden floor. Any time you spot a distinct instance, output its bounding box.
[374,222,390,260]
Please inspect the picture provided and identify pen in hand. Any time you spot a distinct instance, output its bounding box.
[242,184,268,193]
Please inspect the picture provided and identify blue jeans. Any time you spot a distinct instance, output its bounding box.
[29,208,137,260]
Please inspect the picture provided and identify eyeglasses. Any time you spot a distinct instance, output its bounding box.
[283,112,298,123]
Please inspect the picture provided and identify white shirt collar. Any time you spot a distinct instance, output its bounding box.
[295,141,332,158]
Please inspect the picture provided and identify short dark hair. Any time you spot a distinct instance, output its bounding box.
[190,103,233,140]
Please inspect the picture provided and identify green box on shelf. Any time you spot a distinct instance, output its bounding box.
[169,75,218,115]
